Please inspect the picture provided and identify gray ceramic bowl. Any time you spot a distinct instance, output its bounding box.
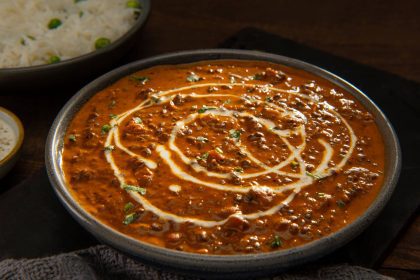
[0,0,150,93]
[46,49,401,278]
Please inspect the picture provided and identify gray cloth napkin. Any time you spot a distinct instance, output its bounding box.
[0,245,391,280]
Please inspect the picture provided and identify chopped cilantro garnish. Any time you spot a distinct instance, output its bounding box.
[133,117,142,124]
[186,73,202,82]
[123,212,138,225]
[197,105,217,113]
[197,152,209,161]
[290,161,299,168]
[122,184,146,195]
[233,167,244,173]
[265,96,273,102]
[124,202,134,212]
[68,134,76,142]
[109,114,118,119]
[151,95,161,103]
[253,73,264,80]
[229,129,241,139]
[104,145,115,151]
[101,124,112,134]
[306,171,322,180]
[336,200,346,208]
[270,235,282,248]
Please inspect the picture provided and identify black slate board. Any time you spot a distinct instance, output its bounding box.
[0,28,419,269]
[220,28,420,267]
[0,168,97,260]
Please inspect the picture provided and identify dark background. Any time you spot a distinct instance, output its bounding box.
[1,0,419,279]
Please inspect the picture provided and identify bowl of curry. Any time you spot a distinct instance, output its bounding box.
[46,49,401,277]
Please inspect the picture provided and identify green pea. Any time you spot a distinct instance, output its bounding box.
[49,55,61,64]
[126,0,141,8]
[95,37,111,50]
[48,18,62,29]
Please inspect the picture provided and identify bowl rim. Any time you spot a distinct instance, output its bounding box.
[45,49,401,273]
[0,0,151,73]
[0,106,24,167]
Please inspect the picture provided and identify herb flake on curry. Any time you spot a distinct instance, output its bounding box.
[62,60,385,254]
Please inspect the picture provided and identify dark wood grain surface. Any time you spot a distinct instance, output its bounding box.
[1,0,419,278]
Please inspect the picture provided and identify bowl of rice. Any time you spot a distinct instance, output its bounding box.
[0,0,150,92]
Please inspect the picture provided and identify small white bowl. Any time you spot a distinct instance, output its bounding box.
[0,107,24,180]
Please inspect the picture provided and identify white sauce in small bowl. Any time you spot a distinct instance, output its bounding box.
[0,107,23,164]
[0,107,23,179]
[0,113,18,161]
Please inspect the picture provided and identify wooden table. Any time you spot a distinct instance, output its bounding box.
[1,0,419,278]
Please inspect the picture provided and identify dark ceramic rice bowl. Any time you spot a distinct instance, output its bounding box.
[0,0,150,93]
[45,49,401,278]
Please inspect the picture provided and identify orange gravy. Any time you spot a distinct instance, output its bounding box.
[62,60,385,254]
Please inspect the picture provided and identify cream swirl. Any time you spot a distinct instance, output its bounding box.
[103,82,357,228]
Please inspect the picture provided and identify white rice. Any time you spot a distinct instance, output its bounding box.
[0,0,140,68]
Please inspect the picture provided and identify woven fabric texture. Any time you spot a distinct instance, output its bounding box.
[0,245,392,280]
